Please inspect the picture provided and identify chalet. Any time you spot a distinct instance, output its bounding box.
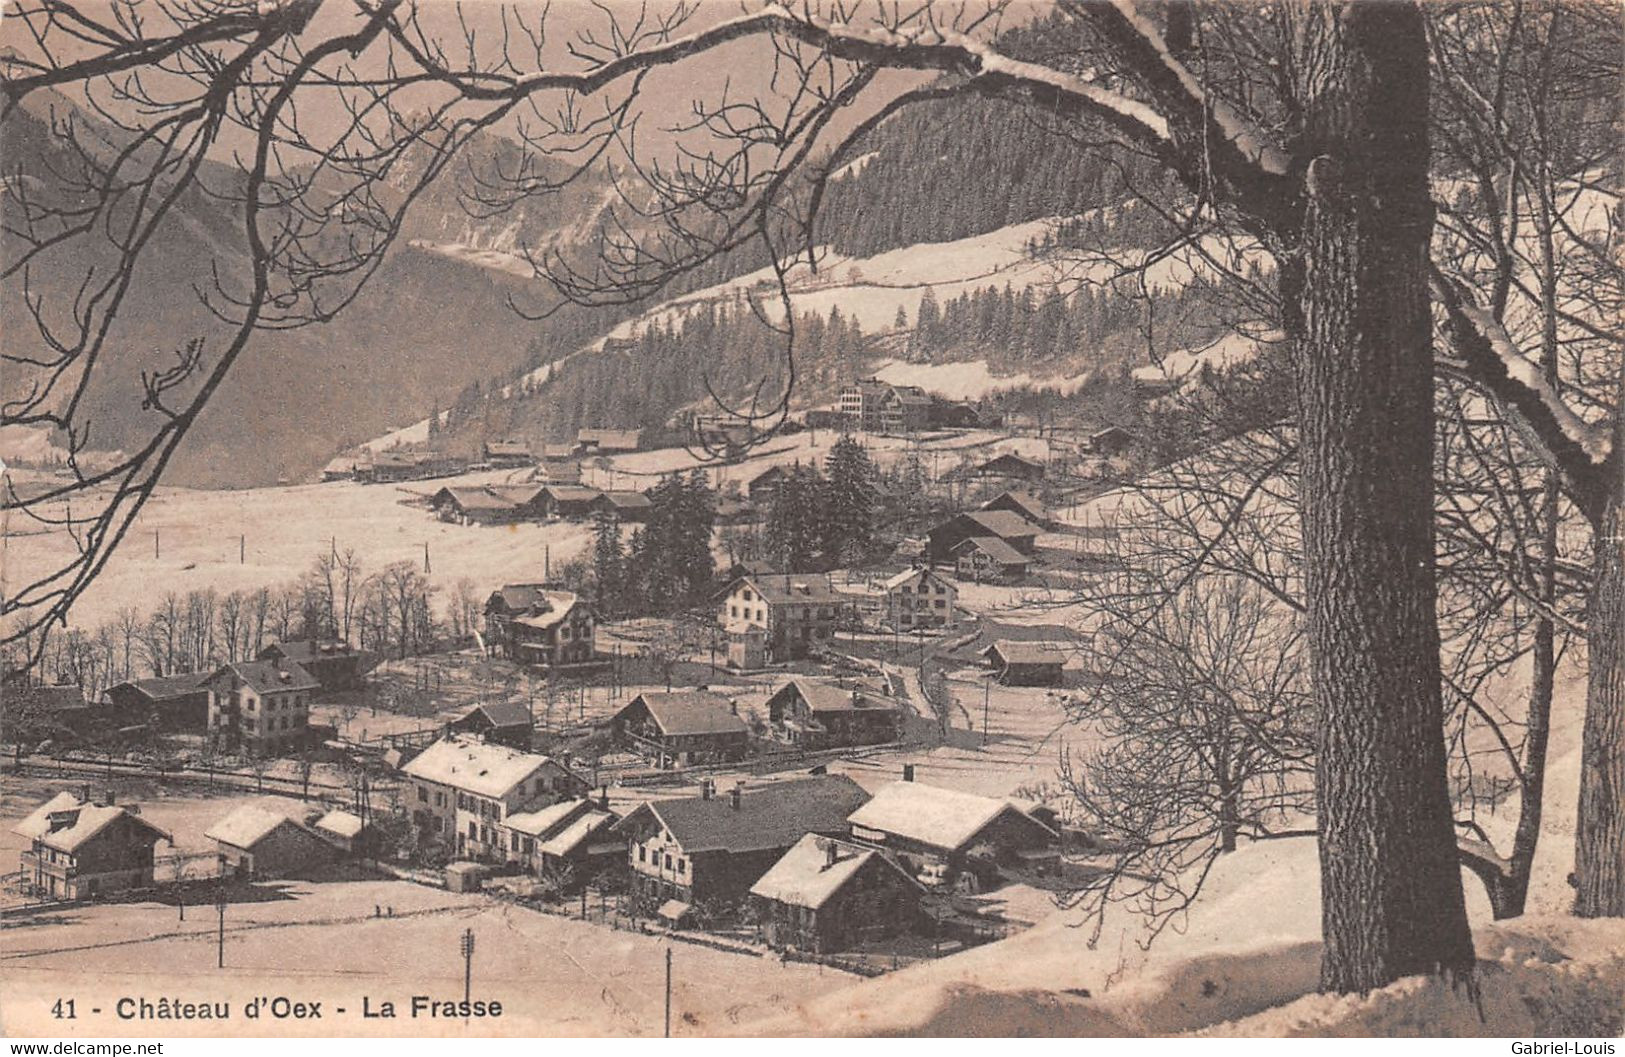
[750,834,925,953]
[483,439,535,467]
[764,679,900,749]
[952,536,1032,584]
[883,566,957,630]
[103,673,211,732]
[321,453,362,482]
[204,660,320,755]
[926,509,1041,562]
[401,735,587,860]
[207,805,336,879]
[611,691,750,767]
[257,639,374,694]
[538,444,582,483]
[1088,425,1137,456]
[13,790,170,901]
[312,809,374,855]
[430,484,545,525]
[359,449,463,484]
[972,452,1046,481]
[718,573,845,663]
[617,775,870,908]
[746,465,792,503]
[500,796,621,888]
[484,586,596,669]
[590,489,654,523]
[575,428,643,454]
[535,484,603,520]
[448,699,534,750]
[929,399,982,428]
[979,489,1050,529]
[847,781,1059,893]
[982,639,1070,686]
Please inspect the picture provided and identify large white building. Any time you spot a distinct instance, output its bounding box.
[401,736,586,860]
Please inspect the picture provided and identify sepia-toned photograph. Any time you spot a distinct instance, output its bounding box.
[1,0,1621,1041]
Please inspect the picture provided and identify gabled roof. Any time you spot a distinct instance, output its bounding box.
[400,736,561,799]
[883,566,951,591]
[461,699,533,729]
[773,678,892,715]
[490,584,552,612]
[598,490,653,510]
[433,485,544,512]
[736,573,842,605]
[951,536,1029,565]
[261,639,362,665]
[205,804,301,850]
[750,834,918,909]
[541,485,603,503]
[628,775,870,855]
[109,672,209,702]
[977,452,1045,471]
[847,781,1057,853]
[14,792,171,853]
[503,798,588,837]
[512,592,586,631]
[485,440,532,456]
[577,428,642,451]
[624,691,749,737]
[538,809,617,858]
[314,810,366,840]
[980,490,1048,523]
[957,509,1041,539]
[541,443,578,459]
[210,660,320,695]
[983,639,1072,666]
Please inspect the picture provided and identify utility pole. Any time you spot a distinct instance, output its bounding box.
[460,928,475,1006]
[215,854,227,969]
[424,541,431,574]
[664,946,673,1038]
[240,534,246,564]
[154,528,160,559]
[982,678,990,747]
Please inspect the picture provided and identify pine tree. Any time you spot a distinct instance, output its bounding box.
[824,434,878,566]
[590,511,626,618]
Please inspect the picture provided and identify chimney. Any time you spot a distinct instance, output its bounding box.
[730,699,739,716]
[80,783,92,803]
[102,788,115,807]
[730,783,743,811]
[903,764,916,782]
[599,785,610,811]
[701,778,715,801]
[825,839,839,868]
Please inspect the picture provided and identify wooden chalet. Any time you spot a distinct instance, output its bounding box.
[883,566,957,629]
[207,805,336,880]
[979,489,1050,529]
[501,796,621,889]
[746,465,792,502]
[611,691,750,767]
[764,679,899,750]
[430,484,546,525]
[448,699,534,750]
[590,490,654,522]
[750,834,925,953]
[952,536,1033,584]
[484,586,596,669]
[483,440,536,467]
[926,509,1041,562]
[846,780,1059,893]
[616,775,871,909]
[971,452,1046,481]
[257,639,375,694]
[535,484,603,520]
[575,428,643,454]
[13,790,171,901]
[981,639,1070,686]
[103,672,211,732]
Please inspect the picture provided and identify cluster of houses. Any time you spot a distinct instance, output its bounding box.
[322,428,644,486]
[431,483,653,527]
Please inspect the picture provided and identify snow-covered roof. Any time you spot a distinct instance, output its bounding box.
[538,810,615,857]
[400,736,559,799]
[984,640,1072,666]
[503,799,584,837]
[513,592,585,631]
[314,810,366,840]
[846,781,1054,853]
[883,566,950,591]
[750,834,906,909]
[206,804,300,850]
[13,792,171,853]
[624,691,749,737]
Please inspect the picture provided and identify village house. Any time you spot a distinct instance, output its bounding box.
[575,428,642,454]
[257,639,374,695]
[883,566,957,630]
[718,573,845,663]
[982,640,1071,686]
[400,735,588,860]
[483,439,535,467]
[971,452,1047,482]
[447,699,534,750]
[538,444,582,483]
[207,804,337,880]
[745,465,792,503]
[951,536,1033,584]
[764,678,900,749]
[1088,425,1137,456]
[430,484,545,526]
[483,585,596,669]
[204,659,320,756]
[616,775,871,913]
[929,399,983,429]
[589,489,654,523]
[838,379,930,434]
[13,790,170,901]
[926,509,1042,562]
[312,809,374,856]
[979,489,1051,529]
[103,672,211,732]
[500,795,622,890]
[846,780,1059,894]
[611,691,750,767]
[535,484,603,520]
[750,834,925,953]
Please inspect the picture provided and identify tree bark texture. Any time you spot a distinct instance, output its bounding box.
[1575,485,1625,916]
[1288,3,1476,992]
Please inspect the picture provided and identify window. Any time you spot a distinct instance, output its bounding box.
[638,846,647,862]
[664,854,673,870]
[677,858,686,875]
[730,605,738,618]
[418,786,428,803]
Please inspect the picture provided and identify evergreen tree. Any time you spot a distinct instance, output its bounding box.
[824,434,879,565]
[590,511,626,617]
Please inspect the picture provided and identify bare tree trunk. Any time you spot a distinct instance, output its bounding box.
[1575,487,1625,917]
[1290,4,1475,992]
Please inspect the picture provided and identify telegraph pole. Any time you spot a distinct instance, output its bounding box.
[240,534,245,564]
[982,678,990,747]
[664,946,673,1038]
[215,855,227,969]
[460,928,475,1006]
